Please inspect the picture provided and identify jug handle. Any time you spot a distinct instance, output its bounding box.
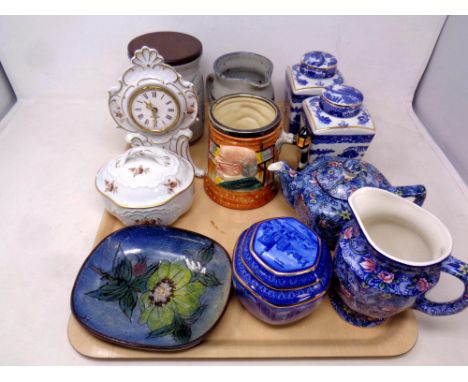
[391,185,426,206]
[413,255,468,316]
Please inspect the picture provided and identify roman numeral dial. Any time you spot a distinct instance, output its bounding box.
[129,86,180,133]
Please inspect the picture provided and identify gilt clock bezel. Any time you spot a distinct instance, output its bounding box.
[108,46,198,139]
[127,85,181,134]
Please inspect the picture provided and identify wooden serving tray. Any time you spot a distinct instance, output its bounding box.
[68,128,417,359]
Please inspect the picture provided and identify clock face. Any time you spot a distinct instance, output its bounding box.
[128,86,180,133]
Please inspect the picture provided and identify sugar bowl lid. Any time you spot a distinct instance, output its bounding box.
[315,158,387,201]
[250,217,321,274]
[321,84,364,108]
[96,146,194,208]
[301,51,338,69]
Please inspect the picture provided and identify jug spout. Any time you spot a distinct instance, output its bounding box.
[268,161,300,206]
[348,187,451,267]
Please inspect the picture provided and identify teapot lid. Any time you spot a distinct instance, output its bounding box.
[250,217,321,274]
[96,146,194,208]
[315,158,387,201]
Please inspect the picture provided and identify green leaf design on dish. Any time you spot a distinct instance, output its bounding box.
[86,242,222,344]
[198,271,222,287]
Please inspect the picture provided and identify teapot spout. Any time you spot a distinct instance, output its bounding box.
[268,161,299,206]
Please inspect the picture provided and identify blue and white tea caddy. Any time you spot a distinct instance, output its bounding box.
[285,51,345,134]
[232,217,332,325]
[303,85,375,161]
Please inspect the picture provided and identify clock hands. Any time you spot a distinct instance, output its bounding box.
[145,101,160,128]
[145,101,158,115]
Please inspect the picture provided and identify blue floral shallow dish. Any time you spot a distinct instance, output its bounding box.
[71,225,232,351]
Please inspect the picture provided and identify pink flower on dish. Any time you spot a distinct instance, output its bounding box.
[416,277,430,292]
[343,226,354,240]
[132,257,147,276]
[359,258,376,272]
[378,271,394,284]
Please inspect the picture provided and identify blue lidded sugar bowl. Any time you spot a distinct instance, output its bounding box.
[232,217,332,325]
[286,51,345,134]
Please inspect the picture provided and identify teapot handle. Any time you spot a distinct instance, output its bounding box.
[413,255,468,316]
[391,185,426,206]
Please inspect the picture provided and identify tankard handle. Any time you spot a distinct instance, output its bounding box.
[413,255,468,316]
[391,185,427,206]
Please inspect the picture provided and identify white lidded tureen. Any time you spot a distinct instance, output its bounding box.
[96,146,194,225]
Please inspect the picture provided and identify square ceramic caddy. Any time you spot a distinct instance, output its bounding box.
[303,95,375,162]
[285,51,345,134]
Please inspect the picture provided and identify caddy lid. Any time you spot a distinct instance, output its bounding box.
[301,51,337,69]
[250,217,321,274]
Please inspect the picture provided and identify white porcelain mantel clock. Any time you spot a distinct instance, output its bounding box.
[109,46,205,177]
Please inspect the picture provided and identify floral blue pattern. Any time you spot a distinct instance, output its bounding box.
[331,220,468,327]
[71,225,232,350]
[269,157,427,249]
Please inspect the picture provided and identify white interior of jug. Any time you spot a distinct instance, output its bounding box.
[348,188,452,266]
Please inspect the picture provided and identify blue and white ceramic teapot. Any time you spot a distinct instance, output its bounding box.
[332,187,468,327]
[268,157,426,249]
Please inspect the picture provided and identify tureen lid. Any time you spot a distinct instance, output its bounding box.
[96,146,194,208]
[250,217,321,274]
[301,51,337,69]
[315,158,387,201]
[321,84,364,108]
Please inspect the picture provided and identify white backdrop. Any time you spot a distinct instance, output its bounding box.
[0,15,444,105]
[5,16,468,365]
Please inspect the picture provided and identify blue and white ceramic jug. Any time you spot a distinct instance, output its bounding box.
[332,187,468,327]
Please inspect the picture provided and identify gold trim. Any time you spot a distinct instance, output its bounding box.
[288,67,327,93]
[300,59,337,71]
[303,100,376,133]
[240,248,321,291]
[247,218,323,276]
[127,85,181,134]
[95,176,194,209]
[232,250,328,309]
[320,94,362,108]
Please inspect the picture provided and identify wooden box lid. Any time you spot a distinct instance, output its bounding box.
[127,31,203,65]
